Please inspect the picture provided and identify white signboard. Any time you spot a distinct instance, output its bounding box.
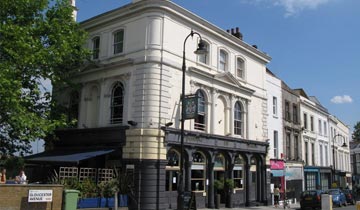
[28,190,53,202]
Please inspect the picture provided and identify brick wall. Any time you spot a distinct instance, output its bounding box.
[0,184,64,210]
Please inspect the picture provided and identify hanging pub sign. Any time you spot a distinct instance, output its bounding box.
[184,94,198,119]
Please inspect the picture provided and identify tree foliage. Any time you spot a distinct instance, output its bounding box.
[0,0,90,156]
[353,121,360,142]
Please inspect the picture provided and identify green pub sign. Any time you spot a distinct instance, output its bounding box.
[184,94,198,120]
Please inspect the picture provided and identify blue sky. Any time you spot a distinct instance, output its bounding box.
[75,0,360,133]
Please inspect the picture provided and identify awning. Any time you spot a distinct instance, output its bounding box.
[25,149,115,165]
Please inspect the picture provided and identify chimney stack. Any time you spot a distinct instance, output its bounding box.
[227,27,243,40]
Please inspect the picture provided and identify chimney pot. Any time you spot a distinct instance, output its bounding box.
[231,28,234,34]
[236,27,239,33]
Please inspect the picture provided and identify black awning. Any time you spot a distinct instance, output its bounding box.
[25,149,115,165]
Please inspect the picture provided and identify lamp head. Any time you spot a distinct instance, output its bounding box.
[127,120,137,126]
[194,40,207,55]
[341,142,348,148]
[165,122,173,127]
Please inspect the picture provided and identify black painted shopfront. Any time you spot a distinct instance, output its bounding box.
[163,127,269,209]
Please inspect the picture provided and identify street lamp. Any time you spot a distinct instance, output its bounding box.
[332,134,348,186]
[178,30,207,210]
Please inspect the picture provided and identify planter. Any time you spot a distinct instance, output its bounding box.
[77,194,128,208]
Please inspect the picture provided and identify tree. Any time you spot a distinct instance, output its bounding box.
[353,121,360,142]
[0,0,90,156]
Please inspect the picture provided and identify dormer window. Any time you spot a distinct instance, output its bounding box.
[92,36,100,59]
[113,29,124,54]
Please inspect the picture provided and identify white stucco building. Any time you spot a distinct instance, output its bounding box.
[41,0,272,209]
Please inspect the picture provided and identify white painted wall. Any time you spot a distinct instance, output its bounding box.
[266,72,283,159]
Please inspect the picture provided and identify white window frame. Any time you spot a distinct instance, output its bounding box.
[113,29,124,55]
[219,49,228,71]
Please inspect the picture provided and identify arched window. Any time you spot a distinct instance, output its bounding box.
[92,36,100,59]
[234,101,243,135]
[219,49,228,71]
[195,90,206,131]
[192,152,206,191]
[166,149,180,191]
[111,82,124,124]
[68,91,79,126]
[113,29,124,54]
[198,41,209,65]
[234,155,244,189]
[236,57,245,79]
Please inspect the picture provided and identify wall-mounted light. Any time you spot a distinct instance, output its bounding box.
[127,120,137,126]
[165,122,173,127]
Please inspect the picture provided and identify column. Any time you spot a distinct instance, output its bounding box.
[245,154,251,206]
[210,88,216,134]
[230,95,234,136]
[207,153,215,208]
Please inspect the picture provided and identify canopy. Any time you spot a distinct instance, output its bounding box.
[25,149,115,165]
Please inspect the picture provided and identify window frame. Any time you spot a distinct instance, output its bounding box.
[191,152,206,192]
[233,155,244,190]
[272,96,277,117]
[234,101,243,136]
[236,57,245,79]
[110,82,124,124]
[198,40,209,65]
[165,149,180,192]
[113,29,124,55]
[194,90,206,131]
[219,49,228,71]
[92,36,100,59]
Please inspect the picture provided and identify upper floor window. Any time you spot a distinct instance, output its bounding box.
[318,119,322,135]
[198,41,209,65]
[285,101,290,121]
[92,36,100,59]
[68,91,79,125]
[113,29,124,54]
[195,90,206,131]
[324,122,327,136]
[219,50,228,71]
[310,116,314,131]
[272,96,277,116]
[303,113,308,129]
[293,105,298,123]
[236,57,245,79]
[234,101,243,136]
[111,82,124,124]
[273,130,278,159]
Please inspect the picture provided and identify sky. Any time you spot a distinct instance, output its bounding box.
[74,0,360,133]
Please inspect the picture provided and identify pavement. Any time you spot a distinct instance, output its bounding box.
[199,203,300,210]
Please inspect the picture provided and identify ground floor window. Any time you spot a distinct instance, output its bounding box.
[166,149,180,191]
[320,173,330,190]
[234,155,244,189]
[305,172,317,190]
[166,170,179,191]
[191,152,206,191]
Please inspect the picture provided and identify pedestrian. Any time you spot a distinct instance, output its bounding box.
[274,184,280,208]
[0,168,6,184]
[15,169,27,184]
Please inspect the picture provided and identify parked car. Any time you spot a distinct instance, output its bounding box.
[300,190,324,210]
[327,188,347,207]
[342,189,356,205]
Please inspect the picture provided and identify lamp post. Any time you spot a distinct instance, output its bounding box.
[332,134,348,187]
[178,30,207,210]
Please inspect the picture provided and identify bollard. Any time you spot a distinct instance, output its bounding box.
[321,194,332,210]
[356,201,360,210]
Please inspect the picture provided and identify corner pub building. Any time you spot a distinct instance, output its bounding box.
[46,0,272,209]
